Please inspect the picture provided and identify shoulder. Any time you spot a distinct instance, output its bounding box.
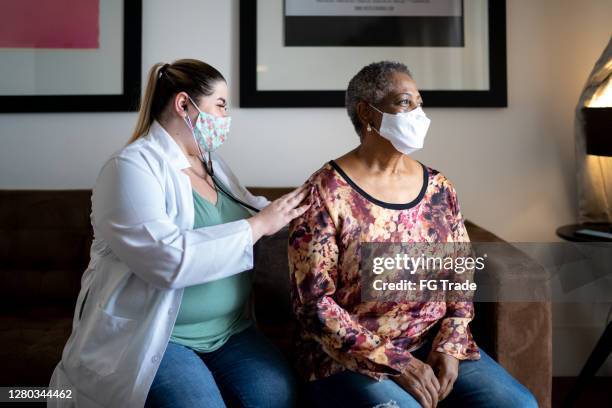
[305,162,336,186]
[292,162,352,223]
[303,161,349,200]
[421,164,462,214]
[114,135,163,164]
[97,136,167,187]
[422,164,457,195]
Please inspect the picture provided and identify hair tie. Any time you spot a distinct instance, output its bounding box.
[158,63,170,78]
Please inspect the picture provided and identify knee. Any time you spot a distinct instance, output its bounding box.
[266,375,297,407]
[372,401,401,408]
[254,368,297,407]
[272,373,298,407]
[489,383,538,408]
[516,389,539,408]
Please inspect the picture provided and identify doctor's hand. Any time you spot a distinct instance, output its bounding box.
[247,185,310,242]
[394,358,441,408]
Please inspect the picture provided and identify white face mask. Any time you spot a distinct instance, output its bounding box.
[369,104,431,155]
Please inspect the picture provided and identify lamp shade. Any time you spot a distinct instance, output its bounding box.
[582,107,612,156]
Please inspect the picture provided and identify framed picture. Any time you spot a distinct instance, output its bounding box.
[0,0,142,113]
[240,0,506,108]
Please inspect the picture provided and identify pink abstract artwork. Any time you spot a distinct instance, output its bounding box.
[0,0,99,48]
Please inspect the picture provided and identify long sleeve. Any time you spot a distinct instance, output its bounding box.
[431,183,480,360]
[92,156,254,290]
[289,183,414,380]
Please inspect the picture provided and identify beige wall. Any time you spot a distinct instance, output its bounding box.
[0,0,611,376]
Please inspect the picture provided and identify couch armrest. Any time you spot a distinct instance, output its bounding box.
[465,220,552,408]
[496,301,552,408]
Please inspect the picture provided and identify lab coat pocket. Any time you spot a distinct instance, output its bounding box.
[78,304,137,377]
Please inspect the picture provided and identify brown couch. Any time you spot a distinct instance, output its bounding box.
[0,189,551,407]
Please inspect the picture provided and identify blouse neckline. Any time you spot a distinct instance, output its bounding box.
[192,188,221,209]
[192,175,224,208]
[328,159,429,210]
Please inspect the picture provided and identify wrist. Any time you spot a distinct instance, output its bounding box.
[248,215,268,241]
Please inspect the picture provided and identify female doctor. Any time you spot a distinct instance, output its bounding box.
[48,59,308,408]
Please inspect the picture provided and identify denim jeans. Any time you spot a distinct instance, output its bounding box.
[145,326,297,408]
[305,341,538,408]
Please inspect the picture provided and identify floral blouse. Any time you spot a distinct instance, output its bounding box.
[288,160,480,382]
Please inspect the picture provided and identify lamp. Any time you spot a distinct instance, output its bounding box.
[557,42,612,408]
[563,37,612,241]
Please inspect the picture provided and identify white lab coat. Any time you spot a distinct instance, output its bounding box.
[47,121,270,407]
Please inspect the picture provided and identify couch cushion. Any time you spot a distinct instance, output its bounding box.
[0,191,92,305]
[0,305,73,386]
[253,227,293,325]
[0,269,82,308]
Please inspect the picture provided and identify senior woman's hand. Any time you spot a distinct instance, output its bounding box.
[394,358,440,408]
[247,185,310,242]
[426,351,460,401]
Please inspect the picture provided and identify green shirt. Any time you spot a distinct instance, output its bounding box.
[170,180,253,352]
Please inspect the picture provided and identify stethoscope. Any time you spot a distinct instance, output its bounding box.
[184,102,261,214]
[200,151,261,214]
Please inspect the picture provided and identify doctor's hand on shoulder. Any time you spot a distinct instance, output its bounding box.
[248,185,310,242]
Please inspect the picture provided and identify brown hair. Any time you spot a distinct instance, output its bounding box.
[128,59,226,143]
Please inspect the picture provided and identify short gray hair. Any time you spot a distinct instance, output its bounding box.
[345,61,412,136]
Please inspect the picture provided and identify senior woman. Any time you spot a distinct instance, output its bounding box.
[288,61,538,408]
[48,59,307,408]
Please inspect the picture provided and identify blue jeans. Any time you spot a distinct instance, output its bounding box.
[145,326,297,408]
[305,342,538,408]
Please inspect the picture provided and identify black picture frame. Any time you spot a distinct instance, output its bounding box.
[240,0,507,108]
[0,0,142,113]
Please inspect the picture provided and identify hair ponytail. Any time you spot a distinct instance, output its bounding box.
[128,63,166,144]
[127,59,225,145]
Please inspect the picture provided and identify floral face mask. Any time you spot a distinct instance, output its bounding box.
[184,95,231,154]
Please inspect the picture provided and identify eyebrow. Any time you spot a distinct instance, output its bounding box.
[217,97,227,104]
[394,92,421,100]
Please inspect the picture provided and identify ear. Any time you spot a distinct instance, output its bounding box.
[357,100,382,131]
[172,92,190,117]
[356,100,372,130]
